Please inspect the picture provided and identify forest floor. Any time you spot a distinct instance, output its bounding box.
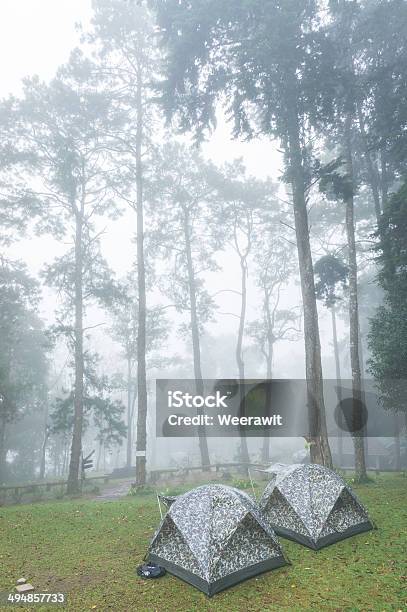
[0,473,405,611]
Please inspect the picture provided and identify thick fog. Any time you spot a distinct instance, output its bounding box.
[0,0,401,485]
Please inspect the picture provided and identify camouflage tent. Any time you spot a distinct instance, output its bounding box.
[148,484,288,596]
[259,464,374,550]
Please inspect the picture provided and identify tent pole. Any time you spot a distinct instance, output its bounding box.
[248,468,257,500]
[156,493,163,521]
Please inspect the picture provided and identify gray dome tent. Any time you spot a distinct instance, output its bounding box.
[259,463,374,550]
[148,484,288,596]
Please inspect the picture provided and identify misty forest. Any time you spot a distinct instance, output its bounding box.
[1,0,407,495]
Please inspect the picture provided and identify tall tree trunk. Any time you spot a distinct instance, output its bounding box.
[285,90,332,467]
[331,305,343,467]
[379,151,389,211]
[265,289,274,381]
[39,399,49,480]
[96,440,103,472]
[183,207,210,469]
[236,255,250,469]
[358,323,369,467]
[67,211,84,494]
[357,99,392,287]
[135,65,148,486]
[344,122,367,482]
[393,414,401,471]
[54,436,63,477]
[0,410,7,484]
[356,101,382,222]
[53,444,58,477]
[261,293,274,463]
[126,357,133,469]
[63,438,69,476]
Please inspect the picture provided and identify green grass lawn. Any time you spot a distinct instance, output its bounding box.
[0,474,406,611]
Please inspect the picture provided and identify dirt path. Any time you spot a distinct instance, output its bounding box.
[92,478,134,501]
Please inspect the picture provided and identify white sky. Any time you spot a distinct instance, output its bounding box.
[0,1,93,95]
[1,0,342,380]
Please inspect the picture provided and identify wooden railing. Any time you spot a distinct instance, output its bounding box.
[0,475,110,504]
[0,463,266,503]
[149,462,265,483]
